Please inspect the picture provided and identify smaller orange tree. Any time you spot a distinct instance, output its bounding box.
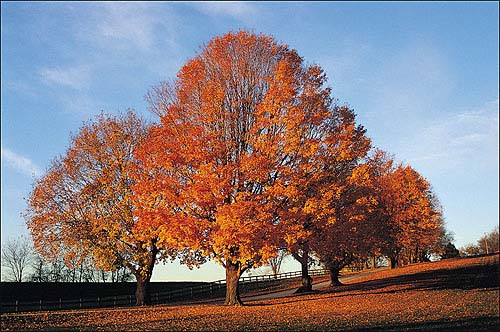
[368,150,444,268]
[25,111,174,305]
[392,166,444,265]
[282,106,371,292]
[312,149,444,282]
[309,162,385,286]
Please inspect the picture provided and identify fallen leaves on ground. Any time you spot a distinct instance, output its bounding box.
[2,254,498,331]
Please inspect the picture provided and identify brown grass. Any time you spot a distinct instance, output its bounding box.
[2,254,499,331]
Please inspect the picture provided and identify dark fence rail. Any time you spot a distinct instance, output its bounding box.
[1,269,328,313]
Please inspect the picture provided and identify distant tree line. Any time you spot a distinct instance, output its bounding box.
[1,236,132,283]
[460,227,499,257]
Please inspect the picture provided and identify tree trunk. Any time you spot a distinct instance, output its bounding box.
[389,256,398,269]
[292,246,312,293]
[224,262,243,306]
[130,238,158,306]
[371,256,376,269]
[329,267,343,287]
[135,276,150,306]
[299,257,312,292]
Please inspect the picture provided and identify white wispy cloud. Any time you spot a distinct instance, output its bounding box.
[355,42,457,163]
[82,2,177,52]
[57,92,108,116]
[35,3,181,116]
[352,40,497,178]
[71,3,181,77]
[406,99,499,170]
[3,80,40,97]
[374,42,455,118]
[39,65,91,90]
[97,4,156,50]
[1,147,41,177]
[193,2,257,21]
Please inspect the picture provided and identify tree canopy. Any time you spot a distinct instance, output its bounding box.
[25,111,168,305]
[134,30,373,304]
[25,30,452,307]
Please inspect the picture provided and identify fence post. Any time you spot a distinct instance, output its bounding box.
[190,287,193,298]
[114,296,117,307]
[97,297,100,308]
[15,300,18,313]
[59,298,62,310]
[156,293,159,304]
[39,299,42,311]
[129,295,132,305]
[79,298,82,309]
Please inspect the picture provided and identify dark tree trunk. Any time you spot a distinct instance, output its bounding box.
[292,245,312,293]
[224,261,243,306]
[329,267,343,287]
[132,239,158,306]
[389,256,398,269]
[299,257,312,292]
[135,276,151,306]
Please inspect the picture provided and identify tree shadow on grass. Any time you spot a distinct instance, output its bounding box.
[246,258,499,307]
[325,259,500,295]
[342,316,500,332]
[60,315,499,332]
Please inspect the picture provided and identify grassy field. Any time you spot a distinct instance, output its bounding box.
[2,254,498,331]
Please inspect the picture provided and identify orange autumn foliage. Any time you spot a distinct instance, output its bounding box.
[281,105,371,291]
[367,150,444,266]
[133,31,371,304]
[310,148,445,282]
[25,111,168,305]
[309,162,383,285]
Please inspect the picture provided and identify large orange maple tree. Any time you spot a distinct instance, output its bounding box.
[25,111,172,305]
[133,31,368,305]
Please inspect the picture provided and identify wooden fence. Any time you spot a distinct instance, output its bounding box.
[1,269,328,313]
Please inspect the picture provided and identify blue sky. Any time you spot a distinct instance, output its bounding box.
[1,1,498,281]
